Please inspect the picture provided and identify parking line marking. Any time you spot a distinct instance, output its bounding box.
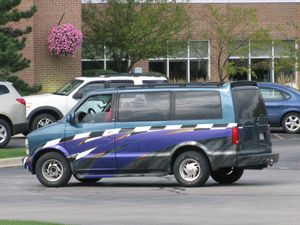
[273,133,285,140]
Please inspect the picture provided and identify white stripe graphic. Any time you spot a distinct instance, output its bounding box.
[103,128,121,136]
[195,124,214,129]
[165,125,182,130]
[73,132,91,140]
[43,138,61,148]
[75,147,96,160]
[133,126,152,133]
[85,136,102,143]
[227,123,238,128]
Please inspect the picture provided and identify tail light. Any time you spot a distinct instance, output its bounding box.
[16,98,26,106]
[232,127,239,145]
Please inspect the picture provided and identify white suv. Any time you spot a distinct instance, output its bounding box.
[0,82,27,147]
[24,74,168,132]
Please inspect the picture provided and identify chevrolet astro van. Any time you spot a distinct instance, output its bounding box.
[23,81,279,187]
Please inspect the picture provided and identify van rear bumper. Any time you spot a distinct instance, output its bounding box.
[238,153,279,169]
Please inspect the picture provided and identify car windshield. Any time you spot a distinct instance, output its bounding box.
[53,79,84,96]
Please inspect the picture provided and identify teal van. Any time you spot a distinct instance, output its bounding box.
[23,82,279,187]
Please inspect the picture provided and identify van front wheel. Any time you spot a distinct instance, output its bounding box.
[173,151,210,187]
[211,167,244,184]
[35,152,72,187]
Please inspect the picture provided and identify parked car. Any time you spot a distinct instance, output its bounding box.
[23,81,278,187]
[0,82,27,147]
[24,73,168,132]
[258,82,300,134]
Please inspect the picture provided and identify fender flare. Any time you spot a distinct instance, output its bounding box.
[28,106,64,121]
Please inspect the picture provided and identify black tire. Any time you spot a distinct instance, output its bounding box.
[211,167,244,184]
[35,152,72,187]
[173,151,210,187]
[281,112,300,134]
[31,113,57,131]
[0,118,12,148]
[74,175,101,183]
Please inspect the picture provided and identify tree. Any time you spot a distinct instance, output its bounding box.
[0,0,36,77]
[202,5,271,82]
[83,0,190,72]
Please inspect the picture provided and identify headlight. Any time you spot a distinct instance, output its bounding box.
[25,138,29,155]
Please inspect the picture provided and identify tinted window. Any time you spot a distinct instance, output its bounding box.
[233,88,267,120]
[142,80,168,85]
[79,82,105,97]
[118,92,170,122]
[174,91,222,120]
[0,85,9,95]
[75,94,112,123]
[109,80,134,88]
[259,88,287,101]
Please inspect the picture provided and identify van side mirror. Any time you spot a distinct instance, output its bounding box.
[66,112,76,126]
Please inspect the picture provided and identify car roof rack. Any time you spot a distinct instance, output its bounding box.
[98,72,167,78]
[115,82,225,89]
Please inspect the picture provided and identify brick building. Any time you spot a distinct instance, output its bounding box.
[18,0,82,92]
[18,0,300,90]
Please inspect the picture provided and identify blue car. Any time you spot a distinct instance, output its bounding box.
[258,82,300,134]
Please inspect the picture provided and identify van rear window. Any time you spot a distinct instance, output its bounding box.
[233,88,267,120]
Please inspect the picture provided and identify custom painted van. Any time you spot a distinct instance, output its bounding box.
[23,82,279,187]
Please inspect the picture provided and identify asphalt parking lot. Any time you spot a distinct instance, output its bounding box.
[0,130,300,225]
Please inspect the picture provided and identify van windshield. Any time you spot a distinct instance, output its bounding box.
[53,79,84,96]
[233,88,267,122]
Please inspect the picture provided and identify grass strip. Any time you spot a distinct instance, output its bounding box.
[0,148,26,159]
[0,220,67,225]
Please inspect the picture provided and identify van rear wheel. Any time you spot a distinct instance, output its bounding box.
[211,167,244,184]
[173,151,210,187]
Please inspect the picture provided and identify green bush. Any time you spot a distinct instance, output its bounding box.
[83,69,116,77]
[2,76,42,96]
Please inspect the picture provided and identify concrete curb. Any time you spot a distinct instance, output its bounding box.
[0,157,22,168]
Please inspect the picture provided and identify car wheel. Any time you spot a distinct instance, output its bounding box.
[74,175,101,184]
[211,167,244,184]
[173,151,210,187]
[35,152,72,187]
[281,112,300,134]
[0,119,12,148]
[31,113,56,131]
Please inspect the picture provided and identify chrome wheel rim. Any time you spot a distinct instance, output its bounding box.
[179,158,200,182]
[42,159,63,182]
[0,124,7,144]
[37,118,53,128]
[285,115,300,132]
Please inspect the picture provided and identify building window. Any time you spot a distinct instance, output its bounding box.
[229,40,297,84]
[149,40,209,83]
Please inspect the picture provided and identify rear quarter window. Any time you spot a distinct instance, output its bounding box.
[174,91,222,120]
[0,85,9,95]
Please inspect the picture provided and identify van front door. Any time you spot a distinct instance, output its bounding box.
[64,93,117,174]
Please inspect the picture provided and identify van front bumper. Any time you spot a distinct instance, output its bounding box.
[238,153,279,169]
[22,156,33,173]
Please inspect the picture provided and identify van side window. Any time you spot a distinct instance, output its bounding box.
[118,92,170,122]
[75,94,113,123]
[174,91,222,120]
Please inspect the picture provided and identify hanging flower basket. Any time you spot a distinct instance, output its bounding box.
[48,24,83,56]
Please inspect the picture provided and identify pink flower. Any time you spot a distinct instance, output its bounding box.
[48,23,83,56]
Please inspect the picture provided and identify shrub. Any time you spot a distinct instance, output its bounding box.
[82,69,116,77]
[3,76,42,96]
